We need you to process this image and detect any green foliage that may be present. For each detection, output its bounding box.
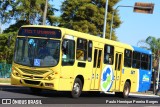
[145,36,160,70]
[0,32,16,64]
[3,20,28,33]
[60,0,121,40]
[0,0,58,25]
[0,0,61,64]
[145,36,160,56]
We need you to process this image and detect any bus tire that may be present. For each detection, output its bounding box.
[71,78,82,98]
[122,81,130,98]
[30,87,42,94]
[115,81,130,98]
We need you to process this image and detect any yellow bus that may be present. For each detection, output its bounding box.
[11,25,152,98]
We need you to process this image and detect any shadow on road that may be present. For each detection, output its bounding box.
[0,85,136,99]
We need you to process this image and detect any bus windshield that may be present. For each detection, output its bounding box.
[14,37,60,67]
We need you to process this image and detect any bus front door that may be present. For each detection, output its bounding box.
[91,48,102,90]
[114,52,122,91]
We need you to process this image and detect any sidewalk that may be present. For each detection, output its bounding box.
[0,78,11,86]
[0,83,11,85]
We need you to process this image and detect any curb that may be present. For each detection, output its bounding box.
[130,93,160,97]
[0,83,11,85]
[0,83,22,87]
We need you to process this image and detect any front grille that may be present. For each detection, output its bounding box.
[24,80,40,85]
[23,75,43,79]
[20,68,49,75]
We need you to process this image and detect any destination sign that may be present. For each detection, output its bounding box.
[18,27,61,38]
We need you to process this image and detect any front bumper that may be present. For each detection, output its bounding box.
[11,73,58,90]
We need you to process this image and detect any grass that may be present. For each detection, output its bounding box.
[0,78,11,83]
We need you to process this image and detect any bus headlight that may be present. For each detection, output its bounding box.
[45,73,54,80]
[12,69,21,77]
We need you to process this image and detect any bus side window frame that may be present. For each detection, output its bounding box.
[141,53,149,70]
[88,40,92,62]
[76,38,87,61]
[62,38,75,66]
[148,55,151,70]
[124,49,132,67]
[104,44,114,65]
[132,51,141,69]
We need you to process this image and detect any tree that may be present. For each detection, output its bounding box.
[146,36,160,55]
[145,36,160,94]
[60,0,121,40]
[0,32,16,64]
[0,26,1,34]
[0,0,58,25]
[145,36,160,70]
[137,40,150,49]
[3,20,28,33]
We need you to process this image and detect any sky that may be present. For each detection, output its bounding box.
[115,0,160,46]
[2,0,160,47]
[51,0,159,47]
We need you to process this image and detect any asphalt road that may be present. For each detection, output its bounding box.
[0,85,160,107]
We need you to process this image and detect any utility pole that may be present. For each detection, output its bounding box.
[102,0,109,39]
[42,0,48,25]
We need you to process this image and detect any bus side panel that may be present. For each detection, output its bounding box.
[120,68,139,92]
[59,66,74,91]
[84,61,94,91]
[120,68,131,92]
[129,68,139,92]
[73,62,92,91]
[138,69,152,92]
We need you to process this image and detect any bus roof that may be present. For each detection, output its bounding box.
[60,26,132,49]
[20,25,131,48]
[132,46,152,55]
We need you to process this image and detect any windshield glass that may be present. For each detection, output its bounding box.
[14,37,60,67]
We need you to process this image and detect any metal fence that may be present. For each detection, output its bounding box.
[0,63,12,78]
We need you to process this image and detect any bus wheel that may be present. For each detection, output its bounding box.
[122,81,130,98]
[30,87,42,94]
[71,78,82,98]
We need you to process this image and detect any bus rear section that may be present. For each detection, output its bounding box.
[132,46,152,92]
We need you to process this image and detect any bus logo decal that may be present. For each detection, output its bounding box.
[101,65,114,92]
[142,74,149,82]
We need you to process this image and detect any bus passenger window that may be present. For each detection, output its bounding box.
[88,41,92,62]
[141,53,149,70]
[76,38,87,61]
[148,55,151,70]
[76,50,84,60]
[132,51,140,69]
[104,45,114,65]
[124,49,132,67]
[62,39,75,66]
